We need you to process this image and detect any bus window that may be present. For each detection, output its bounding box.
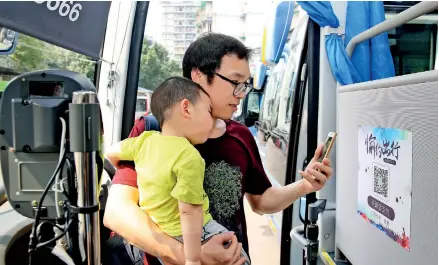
[136,98,147,112]
[389,23,437,75]
[134,97,148,121]
[0,33,96,93]
[247,92,261,114]
[285,77,295,124]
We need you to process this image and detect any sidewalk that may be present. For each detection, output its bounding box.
[244,198,280,265]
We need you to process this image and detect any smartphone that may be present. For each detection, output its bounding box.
[318,132,337,163]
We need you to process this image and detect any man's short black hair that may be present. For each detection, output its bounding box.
[151,76,209,126]
[182,33,252,84]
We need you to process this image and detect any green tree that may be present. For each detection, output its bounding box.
[10,35,48,72]
[46,46,96,82]
[165,60,181,77]
[9,35,96,81]
[67,55,96,82]
[8,35,177,87]
[138,41,181,90]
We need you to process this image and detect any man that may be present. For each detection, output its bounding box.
[104,33,333,265]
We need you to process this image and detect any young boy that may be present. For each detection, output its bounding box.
[106,77,250,265]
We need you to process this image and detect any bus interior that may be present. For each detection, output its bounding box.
[0,1,437,265]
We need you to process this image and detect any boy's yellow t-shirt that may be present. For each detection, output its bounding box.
[118,131,213,236]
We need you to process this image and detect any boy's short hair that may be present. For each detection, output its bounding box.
[151,76,209,126]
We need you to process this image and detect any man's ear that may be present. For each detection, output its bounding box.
[179,99,191,119]
[191,68,203,83]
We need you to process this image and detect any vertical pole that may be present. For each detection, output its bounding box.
[69,91,101,265]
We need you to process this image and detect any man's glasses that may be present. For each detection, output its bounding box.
[213,72,252,96]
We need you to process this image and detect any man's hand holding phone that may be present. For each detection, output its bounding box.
[298,132,336,194]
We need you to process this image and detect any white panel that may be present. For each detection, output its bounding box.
[336,70,438,265]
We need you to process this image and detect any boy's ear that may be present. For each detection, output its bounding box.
[180,99,191,119]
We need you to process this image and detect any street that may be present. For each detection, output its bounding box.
[243,135,281,265]
[244,198,280,265]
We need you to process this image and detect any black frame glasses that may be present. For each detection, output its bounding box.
[213,72,253,96]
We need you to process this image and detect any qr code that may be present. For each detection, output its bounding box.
[373,164,389,198]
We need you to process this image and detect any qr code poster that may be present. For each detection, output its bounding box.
[357,126,413,251]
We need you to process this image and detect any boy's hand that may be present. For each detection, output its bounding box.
[163,232,245,265]
[298,144,333,194]
[200,232,246,265]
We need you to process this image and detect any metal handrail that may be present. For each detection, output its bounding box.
[346,1,438,58]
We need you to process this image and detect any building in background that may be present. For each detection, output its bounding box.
[196,0,271,75]
[144,36,155,47]
[196,1,213,35]
[197,0,246,42]
[196,0,270,47]
[158,1,199,64]
[152,0,272,70]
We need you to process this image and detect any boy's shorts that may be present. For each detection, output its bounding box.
[159,220,251,265]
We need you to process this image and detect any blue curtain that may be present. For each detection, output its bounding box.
[345,1,395,82]
[269,1,295,64]
[297,1,395,85]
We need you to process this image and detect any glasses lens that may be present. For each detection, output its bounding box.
[234,83,245,95]
[233,81,252,96]
[245,83,252,94]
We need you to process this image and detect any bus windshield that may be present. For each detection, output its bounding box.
[0,33,97,92]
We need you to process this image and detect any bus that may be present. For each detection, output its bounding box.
[135,87,153,121]
[0,1,436,265]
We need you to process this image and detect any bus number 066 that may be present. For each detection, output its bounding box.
[34,1,82,22]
